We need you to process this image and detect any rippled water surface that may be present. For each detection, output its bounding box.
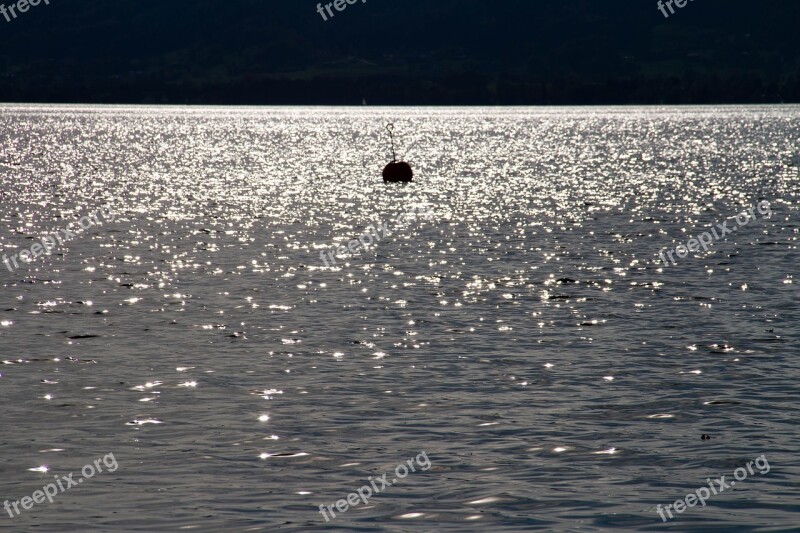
[1,105,799,532]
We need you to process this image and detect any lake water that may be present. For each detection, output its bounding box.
[1,105,798,531]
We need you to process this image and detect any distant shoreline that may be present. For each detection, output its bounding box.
[1,102,799,108]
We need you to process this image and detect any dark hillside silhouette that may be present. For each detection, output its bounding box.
[0,0,798,104]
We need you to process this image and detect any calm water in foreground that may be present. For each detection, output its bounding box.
[0,105,798,532]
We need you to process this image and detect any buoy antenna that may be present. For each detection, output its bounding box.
[387,123,397,162]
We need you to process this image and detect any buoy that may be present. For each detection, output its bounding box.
[382,124,413,183]
[383,161,413,183]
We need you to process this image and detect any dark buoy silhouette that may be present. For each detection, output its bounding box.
[383,161,413,183]
[382,124,413,183]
